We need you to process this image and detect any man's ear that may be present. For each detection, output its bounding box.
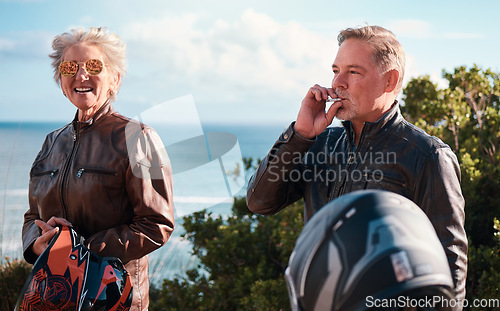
[384,69,400,93]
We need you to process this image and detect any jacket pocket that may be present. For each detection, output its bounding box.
[76,168,117,178]
[31,169,59,178]
[362,171,407,193]
[30,168,60,205]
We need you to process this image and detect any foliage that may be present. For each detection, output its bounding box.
[402,64,500,305]
[466,218,500,310]
[3,65,499,310]
[150,196,304,311]
[467,243,500,310]
[0,258,32,310]
[151,65,500,310]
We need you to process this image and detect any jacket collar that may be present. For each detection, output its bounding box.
[342,101,402,145]
[72,100,114,128]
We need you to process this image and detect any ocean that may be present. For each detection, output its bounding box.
[0,120,287,285]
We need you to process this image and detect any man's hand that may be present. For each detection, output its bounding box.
[294,84,342,139]
[32,217,72,256]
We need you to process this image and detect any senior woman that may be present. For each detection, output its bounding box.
[22,27,174,310]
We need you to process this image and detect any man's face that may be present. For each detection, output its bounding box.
[331,38,390,123]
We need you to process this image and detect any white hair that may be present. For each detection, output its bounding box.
[49,27,127,102]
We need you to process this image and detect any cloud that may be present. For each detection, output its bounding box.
[0,30,53,60]
[442,32,485,39]
[429,71,449,89]
[388,19,433,39]
[0,37,15,51]
[403,53,417,85]
[388,19,486,41]
[0,0,44,2]
[119,9,337,122]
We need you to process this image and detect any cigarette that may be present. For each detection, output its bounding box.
[326,97,341,102]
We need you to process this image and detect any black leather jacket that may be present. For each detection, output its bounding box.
[247,103,467,304]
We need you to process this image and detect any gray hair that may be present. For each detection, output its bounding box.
[338,25,406,94]
[49,27,127,102]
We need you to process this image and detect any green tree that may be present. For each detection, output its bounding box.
[150,196,304,311]
[150,65,500,310]
[402,65,500,307]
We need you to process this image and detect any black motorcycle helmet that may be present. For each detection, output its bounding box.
[15,225,133,310]
[285,190,455,311]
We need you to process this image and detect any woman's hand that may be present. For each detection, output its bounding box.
[32,217,72,256]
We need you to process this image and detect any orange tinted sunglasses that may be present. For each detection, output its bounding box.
[59,59,104,77]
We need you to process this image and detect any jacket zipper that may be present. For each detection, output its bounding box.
[59,123,79,219]
[331,126,368,199]
[336,152,354,197]
[76,168,116,178]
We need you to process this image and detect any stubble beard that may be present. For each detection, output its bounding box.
[334,89,355,121]
[335,99,357,121]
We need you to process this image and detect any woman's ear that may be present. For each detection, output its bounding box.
[110,73,121,93]
[115,73,121,88]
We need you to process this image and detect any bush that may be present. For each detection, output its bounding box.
[149,197,303,310]
[0,258,32,310]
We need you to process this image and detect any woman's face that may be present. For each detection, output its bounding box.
[60,42,120,121]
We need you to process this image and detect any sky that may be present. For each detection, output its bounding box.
[0,0,499,126]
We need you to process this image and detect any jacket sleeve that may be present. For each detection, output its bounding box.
[414,146,468,303]
[246,123,315,215]
[22,212,42,264]
[22,131,59,264]
[85,127,175,263]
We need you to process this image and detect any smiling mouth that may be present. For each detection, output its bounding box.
[75,87,93,93]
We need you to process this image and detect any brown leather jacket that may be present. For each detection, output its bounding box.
[23,102,174,311]
[247,104,467,308]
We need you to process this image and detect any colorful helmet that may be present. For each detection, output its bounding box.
[15,225,133,311]
[285,190,455,311]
